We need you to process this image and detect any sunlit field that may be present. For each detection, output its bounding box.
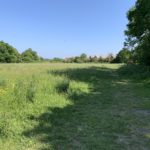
[0,63,150,150]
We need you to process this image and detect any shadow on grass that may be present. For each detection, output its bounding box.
[118,64,150,80]
[23,66,138,150]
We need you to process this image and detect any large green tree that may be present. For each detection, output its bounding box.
[21,48,40,62]
[125,0,150,65]
[0,41,20,63]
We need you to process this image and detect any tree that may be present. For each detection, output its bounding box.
[105,53,114,63]
[115,48,132,63]
[80,53,88,62]
[0,41,20,63]
[98,56,104,63]
[74,56,83,63]
[64,57,75,63]
[21,48,40,62]
[125,0,150,65]
[90,56,98,63]
[50,57,64,63]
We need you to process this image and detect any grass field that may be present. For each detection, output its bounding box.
[0,63,150,150]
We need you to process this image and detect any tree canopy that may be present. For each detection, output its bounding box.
[125,0,150,65]
[0,41,42,63]
[114,48,132,63]
[0,41,20,63]
[21,48,40,62]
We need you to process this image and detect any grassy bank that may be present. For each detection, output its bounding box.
[0,63,150,150]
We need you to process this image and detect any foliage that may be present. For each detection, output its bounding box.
[105,53,114,63]
[0,41,46,63]
[114,48,132,63]
[64,53,115,63]
[49,57,64,63]
[21,48,40,62]
[0,41,20,63]
[89,55,98,63]
[80,53,88,62]
[74,56,85,63]
[0,41,117,64]
[125,0,150,65]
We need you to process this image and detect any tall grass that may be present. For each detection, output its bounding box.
[2,63,149,150]
[0,63,96,149]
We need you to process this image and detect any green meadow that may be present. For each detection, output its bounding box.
[0,63,150,150]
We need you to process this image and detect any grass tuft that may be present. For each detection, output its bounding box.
[26,80,37,103]
[56,79,70,93]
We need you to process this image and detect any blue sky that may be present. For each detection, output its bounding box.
[0,0,136,58]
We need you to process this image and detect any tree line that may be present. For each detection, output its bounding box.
[62,53,114,63]
[0,40,131,63]
[48,53,115,63]
[0,41,43,63]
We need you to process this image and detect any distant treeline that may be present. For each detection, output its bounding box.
[53,48,134,64]
[0,41,43,63]
[0,40,133,64]
[52,53,115,63]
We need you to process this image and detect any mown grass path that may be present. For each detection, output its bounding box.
[0,64,150,150]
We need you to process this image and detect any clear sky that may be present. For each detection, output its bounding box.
[0,0,136,58]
